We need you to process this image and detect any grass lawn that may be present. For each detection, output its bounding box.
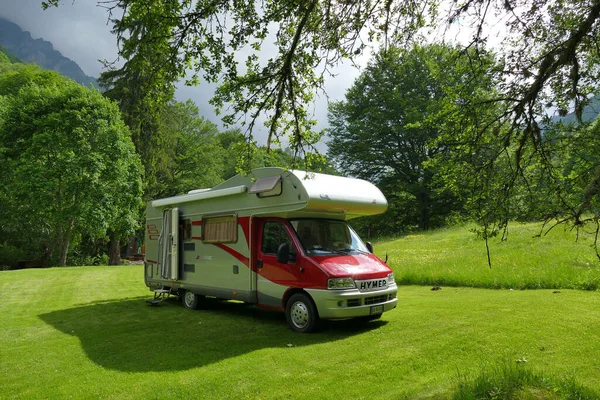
[2,265,600,399]
[376,221,600,290]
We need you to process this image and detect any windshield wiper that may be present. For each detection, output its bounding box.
[326,247,368,255]
[345,248,371,255]
[323,248,350,255]
[317,247,371,256]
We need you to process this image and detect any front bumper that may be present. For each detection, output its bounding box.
[306,283,398,320]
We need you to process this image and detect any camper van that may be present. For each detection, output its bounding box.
[144,167,397,332]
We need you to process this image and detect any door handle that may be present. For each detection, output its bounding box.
[257,259,263,269]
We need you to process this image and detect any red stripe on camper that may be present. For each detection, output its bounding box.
[214,243,249,267]
[238,216,251,246]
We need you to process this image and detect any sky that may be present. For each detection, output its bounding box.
[0,0,369,151]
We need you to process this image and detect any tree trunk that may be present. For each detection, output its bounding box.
[108,231,122,266]
[58,221,73,266]
[419,190,431,231]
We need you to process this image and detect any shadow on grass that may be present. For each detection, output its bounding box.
[39,297,385,372]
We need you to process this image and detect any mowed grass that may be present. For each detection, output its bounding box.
[2,265,600,399]
[376,221,600,290]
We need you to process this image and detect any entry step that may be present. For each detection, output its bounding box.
[146,288,172,306]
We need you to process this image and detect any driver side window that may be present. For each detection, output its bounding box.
[261,221,295,255]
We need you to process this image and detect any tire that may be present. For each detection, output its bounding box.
[285,293,320,333]
[182,290,200,310]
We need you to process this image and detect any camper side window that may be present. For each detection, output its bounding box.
[261,222,294,255]
[203,215,237,243]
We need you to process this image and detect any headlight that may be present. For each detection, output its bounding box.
[387,272,395,284]
[327,277,355,290]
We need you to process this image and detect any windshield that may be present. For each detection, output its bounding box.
[289,219,370,256]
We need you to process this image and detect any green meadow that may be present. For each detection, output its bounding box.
[2,222,600,399]
[377,221,600,290]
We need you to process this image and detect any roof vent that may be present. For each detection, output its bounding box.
[249,175,282,197]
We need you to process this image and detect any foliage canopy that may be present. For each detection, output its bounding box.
[0,64,143,265]
[328,44,499,233]
[43,0,435,160]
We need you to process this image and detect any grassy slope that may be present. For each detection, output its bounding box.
[1,265,599,399]
[0,45,22,63]
[375,221,600,290]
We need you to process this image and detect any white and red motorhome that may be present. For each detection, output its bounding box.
[144,167,397,332]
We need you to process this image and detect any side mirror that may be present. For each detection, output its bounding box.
[365,241,374,253]
[277,243,290,264]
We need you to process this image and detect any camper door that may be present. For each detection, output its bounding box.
[158,207,179,280]
[255,218,301,308]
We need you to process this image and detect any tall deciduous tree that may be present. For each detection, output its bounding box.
[0,66,142,265]
[152,100,227,198]
[328,44,497,232]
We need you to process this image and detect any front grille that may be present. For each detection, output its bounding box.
[346,293,394,308]
[347,298,361,307]
[364,294,388,305]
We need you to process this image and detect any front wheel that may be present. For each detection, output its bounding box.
[182,290,201,310]
[285,293,320,333]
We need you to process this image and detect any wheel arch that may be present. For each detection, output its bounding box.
[282,288,319,318]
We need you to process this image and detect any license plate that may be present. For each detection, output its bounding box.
[370,305,384,315]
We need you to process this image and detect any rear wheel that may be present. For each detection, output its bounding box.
[182,290,200,310]
[285,293,320,333]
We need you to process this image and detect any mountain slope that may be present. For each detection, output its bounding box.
[553,96,600,124]
[0,18,97,87]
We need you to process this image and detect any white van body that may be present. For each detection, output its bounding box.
[144,167,397,332]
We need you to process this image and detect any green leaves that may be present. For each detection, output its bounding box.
[328,44,493,232]
[0,66,142,265]
[46,0,435,166]
[149,100,225,199]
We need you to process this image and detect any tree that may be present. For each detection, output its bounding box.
[0,45,22,64]
[43,0,600,233]
[96,0,182,202]
[328,44,497,232]
[152,100,227,198]
[0,66,142,265]
[214,127,338,179]
[439,0,600,239]
[0,51,9,65]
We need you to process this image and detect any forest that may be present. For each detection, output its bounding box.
[2,0,600,267]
